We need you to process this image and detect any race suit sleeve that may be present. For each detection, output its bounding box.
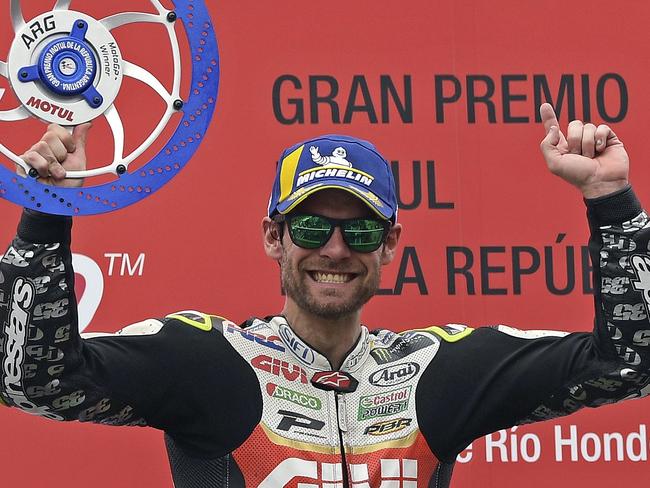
[416,186,650,462]
[0,210,261,458]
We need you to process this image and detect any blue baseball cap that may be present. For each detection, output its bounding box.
[268,134,398,222]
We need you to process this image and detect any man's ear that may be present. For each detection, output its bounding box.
[262,217,283,260]
[381,223,402,265]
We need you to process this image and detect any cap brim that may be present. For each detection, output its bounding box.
[275,180,394,220]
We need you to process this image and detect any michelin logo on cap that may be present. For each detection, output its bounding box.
[294,145,374,189]
[269,134,398,222]
[310,146,352,167]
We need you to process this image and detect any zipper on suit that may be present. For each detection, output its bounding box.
[335,392,350,488]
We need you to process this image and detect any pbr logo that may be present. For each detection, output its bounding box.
[364,418,413,436]
[311,371,358,393]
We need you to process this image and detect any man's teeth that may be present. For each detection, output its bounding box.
[313,272,352,283]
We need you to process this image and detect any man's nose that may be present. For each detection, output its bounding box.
[319,227,352,260]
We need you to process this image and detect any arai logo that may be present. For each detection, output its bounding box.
[369,362,420,387]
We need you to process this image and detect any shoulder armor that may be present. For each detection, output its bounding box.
[81,319,165,339]
[494,324,568,340]
[165,310,232,333]
[421,324,474,343]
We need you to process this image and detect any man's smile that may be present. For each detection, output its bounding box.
[308,271,357,284]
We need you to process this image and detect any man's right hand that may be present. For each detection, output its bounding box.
[18,123,91,188]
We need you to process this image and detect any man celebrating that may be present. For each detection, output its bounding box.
[1,104,648,487]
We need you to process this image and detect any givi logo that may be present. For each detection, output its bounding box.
[72,253,103,332]
[259,458,418,487]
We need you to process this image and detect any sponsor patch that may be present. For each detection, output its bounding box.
[311,371,358,393]
[369,362,420,387]
[227,324,285,352]
[370,332,435,364]
[358,386,411,421]
[364,417,413,436]
[279,324,315,365]
[259,458,417,487]
[277,409,325,433]
[252,355,308,384]
[267,383,321,410]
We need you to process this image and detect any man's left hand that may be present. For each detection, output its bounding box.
[539,102,629,199]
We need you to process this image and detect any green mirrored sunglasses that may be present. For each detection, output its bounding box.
[278,214,390,253]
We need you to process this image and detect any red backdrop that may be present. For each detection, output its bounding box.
[1,0,649,486]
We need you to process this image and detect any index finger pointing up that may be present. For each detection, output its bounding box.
[540,103,559,134]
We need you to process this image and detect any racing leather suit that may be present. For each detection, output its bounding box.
[1,186,650,488]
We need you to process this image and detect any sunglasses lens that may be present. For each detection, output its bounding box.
[288,215,332,248]
[343,219,387,252]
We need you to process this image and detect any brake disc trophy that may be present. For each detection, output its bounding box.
[0,0,219,214]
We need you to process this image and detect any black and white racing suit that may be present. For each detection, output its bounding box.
[1,186,650,487]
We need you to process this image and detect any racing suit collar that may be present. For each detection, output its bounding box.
[267,316,370,372]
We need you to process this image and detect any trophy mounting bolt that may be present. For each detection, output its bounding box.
[173,99,184,110]
[28,168,39,178]
[116,165,127,175]
[167,11,177,22]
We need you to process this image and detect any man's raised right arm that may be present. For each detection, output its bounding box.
[0,126,261,457]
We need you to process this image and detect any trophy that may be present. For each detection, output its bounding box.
[0,0,219,214]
